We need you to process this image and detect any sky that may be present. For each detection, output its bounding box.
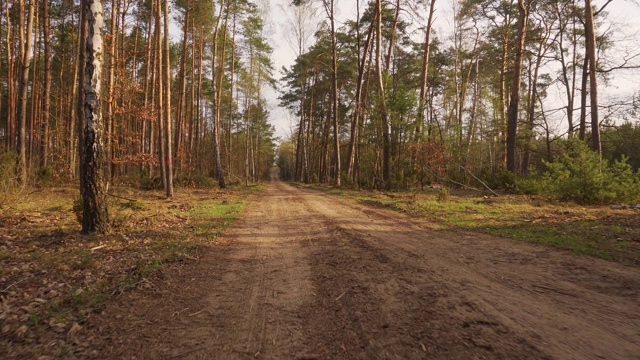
[263,0,640,141]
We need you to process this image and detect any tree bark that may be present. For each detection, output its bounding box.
[80,0,110,234]
[346,2,374,181]
[5,1,14,151]
[323,0,340,187]
[175,0,190,172]
[212,0,227,188]
[16,0,35,185]
[106,0,117,185]
[506,0,529,173]
[584,0,601,154]
[416,0,436,140]
[40,0,52,169]
[155,0,166,188]
[163,0,173,197]
[578,55,588,140]
[375,0,390,186]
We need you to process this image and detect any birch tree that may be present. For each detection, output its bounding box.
[80,0,110,233]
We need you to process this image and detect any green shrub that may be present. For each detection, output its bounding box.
[36,166,55,185]
[139,171,162,190]
[436,188,449,202]
[534,139,640,204]
[0,151,17,190]
[174,174,217,188]
[602,156,640,203]
[72,196,83,224]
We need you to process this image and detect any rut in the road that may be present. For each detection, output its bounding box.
[92,182,640,360]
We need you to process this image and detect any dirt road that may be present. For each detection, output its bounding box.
[94,182,640,359]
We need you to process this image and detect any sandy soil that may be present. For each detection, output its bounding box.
[91,182,640,359]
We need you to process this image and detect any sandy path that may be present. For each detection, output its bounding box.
[95,182,640,359]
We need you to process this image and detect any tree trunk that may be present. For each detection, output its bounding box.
[506,0,529,173]
[40,0,52,169]
[375,0,390,186]
[73,2,84,181]
[80,0,109,234]
[106,0,118,185]
[16,0,36,186]
[384,0,401,71]
[5,1,14,151]
[155,0,166,188]
[323,0,340,187]
[346,1,373,181]
[163,0,173,197]
[584,0,601,154]
[211,0,227,188]
[416,0,436,139]
[578,56,588,140]
[175,0,190,172]
[228,8,237,179]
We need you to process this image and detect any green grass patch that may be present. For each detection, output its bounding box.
[189,199,246,240]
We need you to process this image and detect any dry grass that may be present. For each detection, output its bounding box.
[0,185,255,358]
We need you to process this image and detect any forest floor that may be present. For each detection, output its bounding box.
[2,182,640,359]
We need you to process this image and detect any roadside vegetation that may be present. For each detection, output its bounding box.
[0,181,255,358]
[306,184,640,266]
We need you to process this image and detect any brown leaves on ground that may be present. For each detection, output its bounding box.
[0,186,240,359]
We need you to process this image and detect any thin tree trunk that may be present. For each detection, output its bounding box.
[346,1,374,180]
[163,0,173,197]
[323,0,340,187]
[155,0,166,188]
[579,56,588,140]
[584,0,600,154]
[71,2,82,179]
[506,0,529,173]
[175,0,189,172]
[106,0,118,186]
[40,0,52,168]
[5,1,14,150]
[375,0,390,186]
[212,4,229,189]
[16,0,36,185]
[416,0,436,139]
[384,0,401,70]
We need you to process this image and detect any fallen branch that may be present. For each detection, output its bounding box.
[1,278,27,293]
[90,244,107,252]
[107,193,137,202]
[424,169,482,193]
[188,309,205,317]
[335,291,347,301]
[460,165,500,197]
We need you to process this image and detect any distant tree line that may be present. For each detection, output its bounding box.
[278,0,640,196]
